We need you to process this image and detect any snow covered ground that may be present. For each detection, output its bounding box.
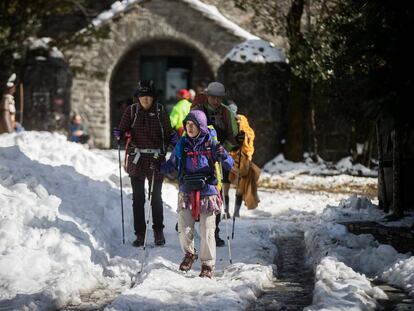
[0,131,412,310]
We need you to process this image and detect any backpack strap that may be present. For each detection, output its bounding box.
[155,103,165,154]
[130,103,139,128]
[204,139,216,174]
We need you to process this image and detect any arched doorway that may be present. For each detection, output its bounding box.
[109,39,214,147]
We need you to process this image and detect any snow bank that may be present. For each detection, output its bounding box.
[382,257,414,296]
[260,154,378,197]
[0,131,276,310]
[263,153,377,177]
[304,195,413,310]
[0,183,104,306]
[305,257,386,311]
[0,132,133,307]
[0,131,118,181]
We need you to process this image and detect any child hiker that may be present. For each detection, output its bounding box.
[161,110,233,278]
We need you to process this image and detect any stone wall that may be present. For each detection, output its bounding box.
[218,60,289,166]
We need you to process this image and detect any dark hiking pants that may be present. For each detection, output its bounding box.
[131,176,164,236]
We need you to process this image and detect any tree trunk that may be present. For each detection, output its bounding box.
[392,126,403,217]
[363,121,375,167]
[285,75,307,161]
[284,0,309,162]
[350,121,357,162]
[376,119,388,212]
[309,80,318,161]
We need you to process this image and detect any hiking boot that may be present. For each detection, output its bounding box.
[199,264,213,278]
[154,229,166,246]
[179,252,198,271]
[215,234,225,247]
[132,233,145,247]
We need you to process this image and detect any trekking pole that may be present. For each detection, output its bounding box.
[140,168,156,273]
[231,148,242,240]
[219,162,233,265]
[117,138,125,245]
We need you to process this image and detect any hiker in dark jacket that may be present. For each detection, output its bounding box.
[161,109,233,278]
[114,80,176,247]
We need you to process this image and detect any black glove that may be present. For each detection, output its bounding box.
[149,157,161,172]
[235,131,245,146]
[216,145,227,161]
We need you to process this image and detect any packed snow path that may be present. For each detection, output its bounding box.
[248,235,313,310]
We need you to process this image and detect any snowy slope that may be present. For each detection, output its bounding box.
[0,132,275,310]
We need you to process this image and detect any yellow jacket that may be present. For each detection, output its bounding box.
[230,114,255,161]
[229,157,261,210]
[229,114,260,209]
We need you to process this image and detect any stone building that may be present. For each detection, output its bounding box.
[66,0,270,148]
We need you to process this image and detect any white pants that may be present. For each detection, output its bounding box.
[178,209,216,267]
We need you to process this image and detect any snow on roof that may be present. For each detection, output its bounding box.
[91,0,258,40]
[224,39,287,64]
[181,0,259,40]
[50,47,65,59]
[92,0,138,27]
[27,37,65,59]
[28,37,52,50]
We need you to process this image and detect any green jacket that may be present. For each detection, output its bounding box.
[170,99,192,130]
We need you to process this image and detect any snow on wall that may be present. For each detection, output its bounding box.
[224,39,287,64]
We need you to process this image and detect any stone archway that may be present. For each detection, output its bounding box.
[109,38,215,147]
[69,9,225,147]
